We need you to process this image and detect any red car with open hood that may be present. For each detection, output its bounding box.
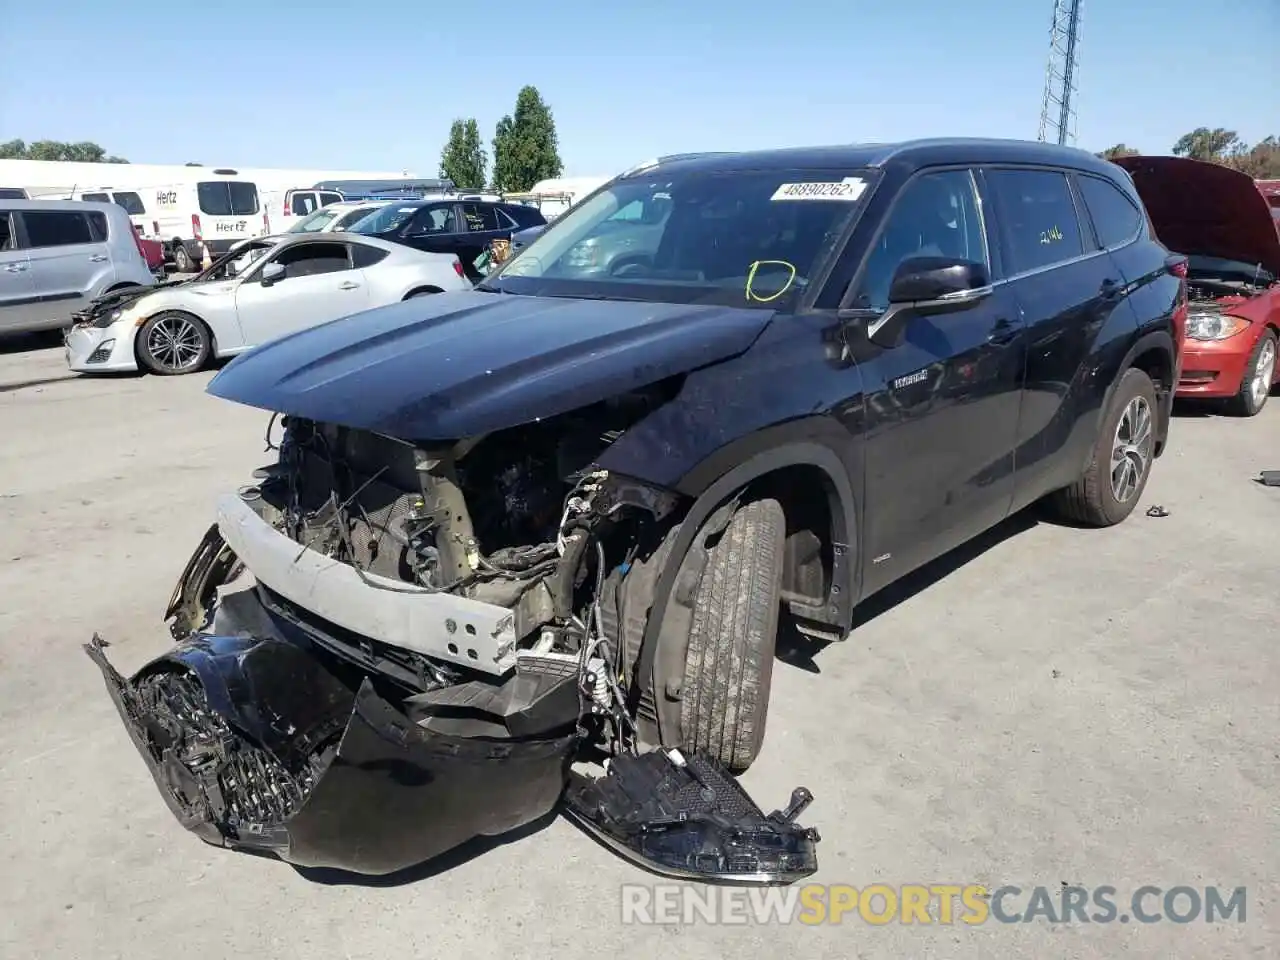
[1115,156,1280,416]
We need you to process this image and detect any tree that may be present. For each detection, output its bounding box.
[438,118,487,189]
[490,85,563,192]
[0,138,127,162]
[1097,144,1140,161]
[1225,136,1280,180]
[1171,127,1247,163]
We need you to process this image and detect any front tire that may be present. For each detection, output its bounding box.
[1048,367,1157,526]
[136,311,211,376]
[681,497,786,773]
[1226,329,1276,417]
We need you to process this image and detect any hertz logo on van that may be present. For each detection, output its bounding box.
[155,191,177,204]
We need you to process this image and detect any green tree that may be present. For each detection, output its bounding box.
[0,138,127,162]
[1097,143,1140,160]
[1171,127,1247,163]
[438,118,487,189]
[1226,136,1280,179]
[490,85,563,192]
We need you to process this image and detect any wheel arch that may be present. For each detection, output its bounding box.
[403,285,444,299]
[1105,330,1175,457]
[632,435,860,749]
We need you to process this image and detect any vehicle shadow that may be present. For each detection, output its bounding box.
[288,808,560,887]
[0,330,63,356]
[1172,387,1278,419]
[775,508,1040,673]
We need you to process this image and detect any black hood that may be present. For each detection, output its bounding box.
[207,291,775,440]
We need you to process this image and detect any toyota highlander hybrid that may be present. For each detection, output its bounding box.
[89,138,1185,885]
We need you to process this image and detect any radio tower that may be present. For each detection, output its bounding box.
[1037,0,1083,146]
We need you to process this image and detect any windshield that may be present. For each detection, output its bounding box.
[490,167,876,307]
[349,203,422,234]
[335,205,387,230]
[288,207,341,233]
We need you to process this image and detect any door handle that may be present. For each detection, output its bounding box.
[89,254,109,263]
[338,281,360,290]
[1099,277,1122,300]
[987,318,1019,346]
[4,263,26,273]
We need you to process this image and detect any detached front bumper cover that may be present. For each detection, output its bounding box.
[85,632,575,876]
[86,523,822,884]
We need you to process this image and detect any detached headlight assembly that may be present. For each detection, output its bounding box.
[1186,312,1248,341]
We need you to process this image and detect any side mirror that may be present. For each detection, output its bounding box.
[260,262,286,287]
[888,256,990,304]
[862,256,992,349]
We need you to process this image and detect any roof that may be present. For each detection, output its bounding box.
[0,197,128,213]
[622,138,1120,179]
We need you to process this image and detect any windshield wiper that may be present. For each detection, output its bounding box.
[474,281,507,294]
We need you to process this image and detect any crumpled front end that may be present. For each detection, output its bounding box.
[88,398,823,883]
[86,591,577,876]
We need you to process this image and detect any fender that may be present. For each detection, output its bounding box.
[1099,329,1175,459]
[631,432,861,749]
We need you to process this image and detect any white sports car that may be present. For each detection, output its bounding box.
[64,233,470,376]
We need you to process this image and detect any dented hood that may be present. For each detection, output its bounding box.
[1114,155,1280,275]
[207,291,774,440]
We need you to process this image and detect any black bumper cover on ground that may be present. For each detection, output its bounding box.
[86,632,575,876]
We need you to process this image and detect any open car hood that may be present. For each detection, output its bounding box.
[1114,155,1280,276]
[207,291,774,440]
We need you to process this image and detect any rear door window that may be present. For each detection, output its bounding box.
[318,192,343,207]
[198,181,260,216]
[111,191,146,215]
[0,212,14,251]
[985,168,1085,275]
[291,192,319,216]
[406,204,459,235]
[460,203,499,232]
[21,210,95,247]
[1076,175,1143,249]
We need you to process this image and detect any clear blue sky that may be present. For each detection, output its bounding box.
[1,0,1276,176]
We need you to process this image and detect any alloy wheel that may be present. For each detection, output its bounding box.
[1110,396,1153,503]
[1251,337,1275,409]
[146,315,204,373]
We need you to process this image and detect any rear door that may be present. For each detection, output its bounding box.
[197,180,265,242]
[18,208,112,324]
[398,202,463,255]
[233,240,371,345]
[0,210,37,332]
[983,166,1138,508]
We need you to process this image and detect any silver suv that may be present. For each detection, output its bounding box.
[0,199,156,335]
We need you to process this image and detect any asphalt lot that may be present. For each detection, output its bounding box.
[1,336,1276,960]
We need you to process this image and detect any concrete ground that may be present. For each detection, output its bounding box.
[0,336,1276,960]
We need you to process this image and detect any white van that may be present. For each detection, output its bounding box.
[46,187,151,236]
[270,186,345,225]
[145,173,270,272]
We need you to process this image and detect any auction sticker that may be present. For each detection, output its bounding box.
[770,177,868,201]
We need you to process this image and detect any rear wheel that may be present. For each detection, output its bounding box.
[1226,329,1276,417]
[680,497,786,773]
[136,311,211,376]
[172,244,194,274]
[1048,367,1157,526]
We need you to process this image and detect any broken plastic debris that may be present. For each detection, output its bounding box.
[563,748,820,885]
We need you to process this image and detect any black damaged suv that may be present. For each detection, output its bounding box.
[92,139,1184,875]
